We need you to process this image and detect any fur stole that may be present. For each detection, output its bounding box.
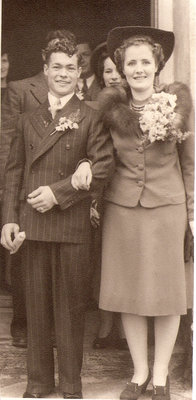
[97,82,193,135]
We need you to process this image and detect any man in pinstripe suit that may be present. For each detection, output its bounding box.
[1,29,78,349]
[1,35,113,398]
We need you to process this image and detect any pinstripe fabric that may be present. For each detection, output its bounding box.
[23,240,90,393]
[2,94,114,242]
[0,72,49,338]
[2,93,114,394]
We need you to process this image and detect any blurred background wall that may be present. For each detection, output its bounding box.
[1,0,151,81]
[1,0,195,102]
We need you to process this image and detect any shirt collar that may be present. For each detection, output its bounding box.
[48,91,75,108]
[77,74,95,90]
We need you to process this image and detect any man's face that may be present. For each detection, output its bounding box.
[77,43,92,77]
[44,52,81,98]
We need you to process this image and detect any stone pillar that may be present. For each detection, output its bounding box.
[153,0,195,102]
[152,0,174,84]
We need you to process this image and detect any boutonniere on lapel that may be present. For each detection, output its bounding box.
[50,109,80,136]
[139,92,191,144]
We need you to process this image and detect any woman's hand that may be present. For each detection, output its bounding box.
[189,220,194,236]
[71,161,92,191]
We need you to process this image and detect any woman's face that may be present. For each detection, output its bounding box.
[122,44,157,93]
[103,57,122,87]
[1,53,9,80]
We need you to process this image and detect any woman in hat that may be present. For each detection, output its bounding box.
[72,26,194,399]
[90,42,128,350]
[97,26,194,400]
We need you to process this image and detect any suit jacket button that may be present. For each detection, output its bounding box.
[137,146,143,153]
[29,143,34,149]
[138,180,144,187]
[138,164,144,170]
[58,170,64,177]
[66,144,70,150]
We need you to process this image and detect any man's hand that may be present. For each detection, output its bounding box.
[27,186,57,213]
[71,162,92,191]
[1,223,20,253]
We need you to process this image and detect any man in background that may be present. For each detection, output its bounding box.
[76,40,101,100]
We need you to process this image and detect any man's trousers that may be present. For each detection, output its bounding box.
[22,240,91,394]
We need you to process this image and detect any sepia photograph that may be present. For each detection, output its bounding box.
[0,0,195,399]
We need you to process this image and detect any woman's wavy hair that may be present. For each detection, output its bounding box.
[114,35,165,77]
[42,35,82,66]
[96,50,110,88]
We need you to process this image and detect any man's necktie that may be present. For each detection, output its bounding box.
[81,78,88,97]
[49,98,63,119]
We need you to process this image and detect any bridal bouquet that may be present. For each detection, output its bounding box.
[139,92,190,143]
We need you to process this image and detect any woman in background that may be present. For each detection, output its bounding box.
[90,42,128,350]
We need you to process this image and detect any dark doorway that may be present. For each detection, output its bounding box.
[2,0,151,81]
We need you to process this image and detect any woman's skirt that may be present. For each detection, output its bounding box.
[99,202,189,316]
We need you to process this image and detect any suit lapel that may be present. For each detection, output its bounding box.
[31,94,85,165]
[29,100,53,138]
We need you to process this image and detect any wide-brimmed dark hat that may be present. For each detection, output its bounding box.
[90,42,107,76]
[107,26,175,64]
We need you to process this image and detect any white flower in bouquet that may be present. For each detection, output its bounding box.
[139,92,190,143]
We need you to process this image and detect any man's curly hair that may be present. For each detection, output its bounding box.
[44,29,77,47]
[114,35,165,77]
[42,34,80,64]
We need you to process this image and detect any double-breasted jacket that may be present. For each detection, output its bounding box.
[2,94,114,243]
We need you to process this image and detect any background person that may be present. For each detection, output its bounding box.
[89,42,128,350]
[76,40,101,100]
[1,46,10,102]
[0,42,10,290]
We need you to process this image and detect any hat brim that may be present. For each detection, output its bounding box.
[91,42,107,75]
[107,26,175,65]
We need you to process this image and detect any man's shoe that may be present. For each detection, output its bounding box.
[63,391,83,399]
[23,392,44,398]
[12,336,27,348]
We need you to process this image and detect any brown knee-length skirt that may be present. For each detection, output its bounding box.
[99,202,188,316]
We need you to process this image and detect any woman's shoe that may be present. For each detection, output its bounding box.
[120,369,151,400]
[152,376,170,400]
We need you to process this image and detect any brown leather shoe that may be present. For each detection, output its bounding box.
[63,392,83,399]
[12,336,27,348]
[23,392,45,398]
